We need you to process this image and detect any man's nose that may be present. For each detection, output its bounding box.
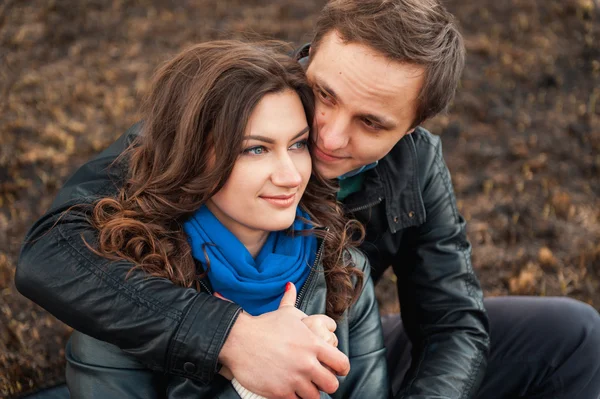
[271,154,303,187]
[320,114,350,151]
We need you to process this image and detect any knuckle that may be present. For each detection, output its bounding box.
[298,358,315,374]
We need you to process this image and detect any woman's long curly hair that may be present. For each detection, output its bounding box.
[88,40,364,320]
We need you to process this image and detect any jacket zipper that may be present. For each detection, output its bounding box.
[295,233,327,309]
[347,196,383,213]
[199,279,212,295]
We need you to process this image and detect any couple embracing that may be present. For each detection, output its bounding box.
[18,1,600,398]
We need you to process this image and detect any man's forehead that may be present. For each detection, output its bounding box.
[307,31,425,89]
[307,68,421,129]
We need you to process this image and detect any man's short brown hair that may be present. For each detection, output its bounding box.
[312,0,465,127]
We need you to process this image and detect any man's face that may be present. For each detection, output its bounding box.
[306,31,425,179]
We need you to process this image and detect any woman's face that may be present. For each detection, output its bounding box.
[206,89,312,246]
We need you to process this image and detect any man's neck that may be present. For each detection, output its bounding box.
[337,161,378,181]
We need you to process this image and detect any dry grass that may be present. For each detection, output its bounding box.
[1,0,598,397]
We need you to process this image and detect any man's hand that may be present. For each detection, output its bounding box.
[217,283,349,399]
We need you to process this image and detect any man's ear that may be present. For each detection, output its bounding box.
[308,45,312,57]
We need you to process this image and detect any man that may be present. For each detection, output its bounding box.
[17,0,600,398]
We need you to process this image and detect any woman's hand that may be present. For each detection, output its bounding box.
[214,284,349,399]
[301,314,338,348]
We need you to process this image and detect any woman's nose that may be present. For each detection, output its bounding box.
[271,155,303,188]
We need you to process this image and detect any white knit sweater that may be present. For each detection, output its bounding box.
[231,378,268,399]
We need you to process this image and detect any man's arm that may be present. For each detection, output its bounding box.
[395,132,490,398]
[16,124,242,383]
[16,125,347,398]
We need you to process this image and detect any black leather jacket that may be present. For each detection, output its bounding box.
[65,248,389,399]
[16,124,489,398]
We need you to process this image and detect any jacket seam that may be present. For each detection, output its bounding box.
[430,143,459,224]
[461,351,485,399]
[408,135,425,227]
[208,306,243,374]
[413,130,459,222]
[168,293,205,378]
[55,224,183,321]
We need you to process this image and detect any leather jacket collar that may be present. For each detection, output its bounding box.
[342,131,426,234]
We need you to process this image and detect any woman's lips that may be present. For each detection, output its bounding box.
[260,193,296,208]
[313,145,347,163]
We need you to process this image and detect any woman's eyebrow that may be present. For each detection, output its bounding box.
[245,126,310,144]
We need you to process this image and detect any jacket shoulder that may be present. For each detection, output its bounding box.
[346,247,372,280]
[410,126,448,194]
[412,126,442,160]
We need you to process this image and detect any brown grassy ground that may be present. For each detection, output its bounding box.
[1,0,599,397]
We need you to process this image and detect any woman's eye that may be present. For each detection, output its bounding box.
[290,140,308,150]
[243,146,266,155]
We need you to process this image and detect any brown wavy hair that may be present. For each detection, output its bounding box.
[87,40,364,320]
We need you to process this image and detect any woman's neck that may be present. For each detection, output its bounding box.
[205,201,269,258]
[241,232,269,258]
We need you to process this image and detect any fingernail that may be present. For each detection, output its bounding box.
[285,282,292,292]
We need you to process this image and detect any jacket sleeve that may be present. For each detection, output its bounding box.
[16,124,242,384]
[66,331,243,399]
[334,250,390,399]
[394,134,490,398]
[66,332,162,399]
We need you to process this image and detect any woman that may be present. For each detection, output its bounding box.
[65,40,388,398]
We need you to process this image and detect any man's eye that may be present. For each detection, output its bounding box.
[317,88,331,102]
[363,118,381,130]
[243,146,266,155]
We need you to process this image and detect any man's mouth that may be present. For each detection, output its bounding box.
[313,145,347,163]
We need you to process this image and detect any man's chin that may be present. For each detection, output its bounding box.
[314,161,348,180]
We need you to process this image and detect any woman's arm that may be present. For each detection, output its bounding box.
[334,250,390,399]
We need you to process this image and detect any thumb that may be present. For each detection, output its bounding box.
[278,282,297,308]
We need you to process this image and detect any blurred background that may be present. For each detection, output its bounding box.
[0,0,598,397]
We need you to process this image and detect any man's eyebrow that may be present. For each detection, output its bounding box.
[315,78,340,103]
[245,126,310,144]
[359,113,397,130]
[314,76,397,130]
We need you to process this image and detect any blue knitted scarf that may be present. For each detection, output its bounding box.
[183,205,316,315]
